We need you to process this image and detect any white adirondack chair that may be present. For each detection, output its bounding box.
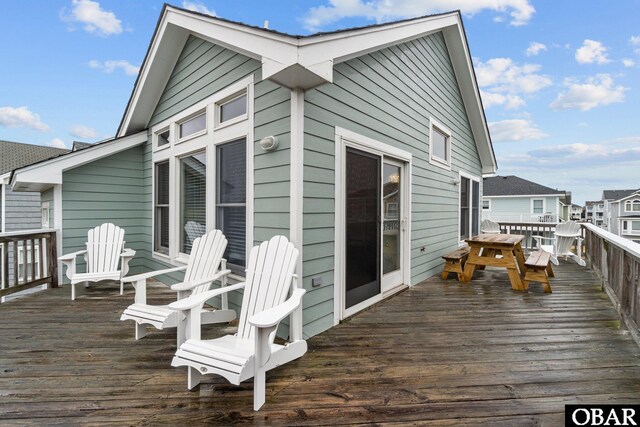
[59,223,136,300]
[170,235,306,411]
[481,219,501,234]
[120,229,236,346]
[533,221,586,266]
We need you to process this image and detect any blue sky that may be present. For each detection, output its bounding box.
[1,0,639,204]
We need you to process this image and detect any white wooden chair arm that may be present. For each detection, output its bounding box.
[121,248,136,258]
[122,265,187,283]
[249,288,306,329]
[59,250,87,262]
[532,236,556,242]
[555,233,581,238]
[169,282,246,311]
[170,269,232,292]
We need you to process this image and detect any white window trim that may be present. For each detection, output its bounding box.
[531,198,546,214]
[151,74,254,270]
[41,202,50,229]
[153,127,171,152]
[622,220,640,235]
[215,91,248,129]
[482,198,491,211]
[458,170,480,245]
[428,117,452,171]
[624,199,640,213]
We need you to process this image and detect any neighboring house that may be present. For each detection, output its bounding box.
[482,175,567,223]
[601,189,640,243]
[0,140,68,287]
[558,192,573,222]
[71,141,93,151]
[585,200,604,226]
[570,204,583,221]
[9,6,496,338]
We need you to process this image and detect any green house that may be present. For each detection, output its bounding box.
[10,5,496,338]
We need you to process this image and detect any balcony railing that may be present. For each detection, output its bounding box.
[494,222,558,249]
[0,229,58,300]
[583,223,640,346]
[482,211,559,224]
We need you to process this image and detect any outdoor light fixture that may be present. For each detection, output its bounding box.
[452,178,460,186]
[259,135,278,151]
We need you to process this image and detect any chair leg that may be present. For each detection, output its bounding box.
[135,323,147,340]
[254,367,266,411]
[188,367,202,390]
[120,280,124,295]
[71,283,76,301]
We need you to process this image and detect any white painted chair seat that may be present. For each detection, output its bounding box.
[533,221,586,267]
[481,219,501,234]
[59,223,136,300]
[171,235,306,411]
[120,230,235,346]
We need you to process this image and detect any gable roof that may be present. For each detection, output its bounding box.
[72,141,94,151]
[483,175,566,197]
[0,140,69,175]
[603,189,639,201]
[117,4,496,173]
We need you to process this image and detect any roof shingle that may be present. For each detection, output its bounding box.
[0,140,69,175]
[483,175,566,197]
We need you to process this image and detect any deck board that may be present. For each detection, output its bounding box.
[1,261,639,424]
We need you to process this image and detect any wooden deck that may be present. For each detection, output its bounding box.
[2,262,639,425]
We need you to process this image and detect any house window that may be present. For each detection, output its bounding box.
[625,200,640,212]
[41,202,50,228]
[178,112,206,140]
[460,175,480,241]
[216,139,247,270]
[429,118,451,170]
[219,94,247,124]
[157,128,170,148]
[150,75,253,272]
[532,199,544,214]
[154,161,170,255]
[482,199,491,210]
[180,152,207,254]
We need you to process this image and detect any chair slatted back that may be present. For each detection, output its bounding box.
[86,223,125,273]
[481,219,501,234]
[183,229,228,296]
[555,221,581,256]
[237,236,298,341]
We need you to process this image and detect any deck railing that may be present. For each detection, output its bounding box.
[483,212,559,224]
[495,222,558,249]
[0,229,58,299]
[583,223,640,346]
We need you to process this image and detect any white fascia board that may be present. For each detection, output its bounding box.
[442,23,496,175]
[11,131,147,191]
[0,173,10,185]
[484,194,565,199]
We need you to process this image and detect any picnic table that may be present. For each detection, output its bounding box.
[461,234,527,291]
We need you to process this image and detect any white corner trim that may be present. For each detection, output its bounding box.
[0,183,5,232]
[290,89,304,282]
[53,184,63,286]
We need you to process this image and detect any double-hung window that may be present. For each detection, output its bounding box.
[532,199,544,214]
[460,174,480,241]
[151,75,253,274]
[625,199,640,212]
[429,118,452,170]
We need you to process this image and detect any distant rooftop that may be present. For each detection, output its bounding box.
[72,141,94,151]
[0,140,69,175]
[483,175,566,197]
[602,189,640,201]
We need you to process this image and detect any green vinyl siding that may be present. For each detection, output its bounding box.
[302,31,482,336]
[61,146,146,281]
[142,35,290,314]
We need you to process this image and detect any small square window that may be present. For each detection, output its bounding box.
[179,112,206,139]
[482,200,490,210]
[219,94,247,124]
[429,118,451,170]
[532,199,544,214]
[157,129,170,147]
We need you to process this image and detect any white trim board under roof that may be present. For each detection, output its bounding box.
[118,4,496,174]
[10,131,147,192]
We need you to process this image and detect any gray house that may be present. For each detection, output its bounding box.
[10,5,496,337]
[1,140,68,288]
[482,175,567,224]
[602,189,640,242]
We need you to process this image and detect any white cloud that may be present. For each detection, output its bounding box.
[525,42,546,56]
[488,119,548,142]
[64,0,122,36]
[480,91,525,109]
[70,125,98,139]
[622,58,636,67]
[550,74,626,111]
[49,138,68,149]
[0,106,50,132]
[301,0,535,31]
[88,59,139,76]
[475,58,552,94]
[630,36,640,46]
[181,1,216,16]
[575,39,610,64]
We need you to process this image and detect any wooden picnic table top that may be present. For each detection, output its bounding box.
[465,233,525,247]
